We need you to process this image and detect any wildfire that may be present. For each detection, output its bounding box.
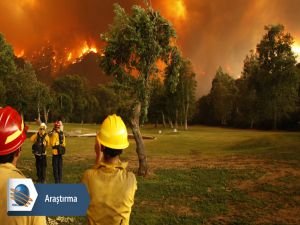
[65,41,98,63]
[292,42,300,61]
[67,52,72,61]
[161,0,186,22]
[15,49,25,57]
[79,41,98,57]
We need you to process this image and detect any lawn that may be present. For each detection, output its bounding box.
[19,123,300,225]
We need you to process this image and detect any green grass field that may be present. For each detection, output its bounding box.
[19,124,300,225]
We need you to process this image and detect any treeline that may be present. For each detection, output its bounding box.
[1,24,300,130]
[0,34,122,123]
[195,25,300,130]
[0,32,197,126]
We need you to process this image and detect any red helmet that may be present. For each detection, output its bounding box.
[54,121,61,128]
[0,106,27,156]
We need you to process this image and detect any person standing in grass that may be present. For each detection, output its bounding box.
[0,106,46,225]
[30,123,49,183]
[82,114,137,225]
[49,121,66,183]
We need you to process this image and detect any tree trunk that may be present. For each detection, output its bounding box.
[161,112,166,128]
[184,102,189,130]
[175,109,178,129]
[43,106,49,124]
[273,108,277,130]
[167,117,174,129]
[250,119,254,129]
[37,104,41,123]
[130,102,148,176]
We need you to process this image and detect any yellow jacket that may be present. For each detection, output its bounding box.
[0,163,46,225]
[49,130,66,155]
[82,161,137,225]
[30,131,50,155]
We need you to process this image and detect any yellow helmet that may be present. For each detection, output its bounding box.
[97,114,129,150]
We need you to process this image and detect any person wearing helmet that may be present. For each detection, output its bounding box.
[0,106,46,225]
[30,123,50,183]
[49,121,66,183]
[82,114,137,225]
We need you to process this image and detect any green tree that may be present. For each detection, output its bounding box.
[52,74,89,122]
[100,4,176,175]
[210,67,237,125]
[256,24,299,129]
[177,59,197,130]
[164,55,197,129]
[5,62,38,116]
[148,78,166,127]
[92,84,120,122]
[0,33,16,80]
[236,50,260,128]
[0,33,17,107]
[34,81,53,124]
[163,47,182,128]
[195,94,214,125]
[0,81,6,105]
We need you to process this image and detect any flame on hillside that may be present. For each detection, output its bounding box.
[66,41,98,63]
[15,49,24,58]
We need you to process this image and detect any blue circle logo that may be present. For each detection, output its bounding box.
[13,184,30,206]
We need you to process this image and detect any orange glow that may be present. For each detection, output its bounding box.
[79,41,98,58]
[173,0,186,19]
[292,42,300,61]
[161,0,186,21]
[62,41,99,64]
[67,52,72,61]
[15,49,24,57]
[22,0,35,5]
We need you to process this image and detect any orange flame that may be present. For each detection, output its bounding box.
[292,42,300,61]
[15,49,25,57]
[160,0,186,22]
[67,52,72,61]
[79,41,98,57]
[63,41,98,63]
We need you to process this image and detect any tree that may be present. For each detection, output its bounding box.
[195,94,215,125]
[92,84,120,122]
[0,33,16,80]
[177,59,197,130]
[100,4,177,175]
[148,78,166,127]
[163,47,183,128]
[0,33,17,107]
[210,67,236,125]
[0,81,6,105]
[236,50,260,128]
[52,74,89,122]
[256,24,299,129]
[34,82,53,124]
[29,43,56,84]
[5,62,39,116]
[164,54,197,129]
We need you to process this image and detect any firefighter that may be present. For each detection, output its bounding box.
[30,123,49,183]
[82,114,137,225]
[49,121,66,183]
[0,106,46,225]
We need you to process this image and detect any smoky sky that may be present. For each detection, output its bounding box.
[1,0,300,96]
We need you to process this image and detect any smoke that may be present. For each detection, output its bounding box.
[1,0,300,96]
[160,0,300,95]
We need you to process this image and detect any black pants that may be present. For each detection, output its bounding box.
[52,155,63,183]
[35,155,47,183]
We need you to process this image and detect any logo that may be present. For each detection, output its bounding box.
[10,184,32,207]
[7,179,38,212]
